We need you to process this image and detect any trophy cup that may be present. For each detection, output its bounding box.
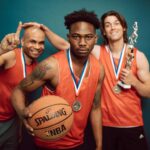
[117,22,138,89]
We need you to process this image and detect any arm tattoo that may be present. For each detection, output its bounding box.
[31,62,51,80]
[20,76,33,89]
[20,61,51,89]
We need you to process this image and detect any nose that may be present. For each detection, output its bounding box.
[79,37,86,47]
[111,23,116,29]
[35,43,40,49]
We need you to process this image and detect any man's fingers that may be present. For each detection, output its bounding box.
[22,22,41,28]
[14,21,22,45]
[7,34,15,44]
[16,21,22,37]
[23,107,33,118]
[23,119,35,136]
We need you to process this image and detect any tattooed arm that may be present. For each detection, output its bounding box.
[11,56,58,134]
[90,63,105,150]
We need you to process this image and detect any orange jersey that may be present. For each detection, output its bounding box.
[0,48,36,121]
[35,51,100,149]
[99,45,143,127]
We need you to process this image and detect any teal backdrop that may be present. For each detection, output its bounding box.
[0,0,150,148]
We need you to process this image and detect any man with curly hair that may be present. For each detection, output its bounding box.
[12,9,104,150]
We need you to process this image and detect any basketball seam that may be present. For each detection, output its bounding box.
[31,103,70,117]
[33,112,73,130]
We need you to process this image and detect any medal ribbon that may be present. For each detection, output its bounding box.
[21,48,26,78]
[106,44,126,79]
[67,49,88,96]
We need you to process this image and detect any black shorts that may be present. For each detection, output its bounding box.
[36,144,85,150]
[102,126,149,150]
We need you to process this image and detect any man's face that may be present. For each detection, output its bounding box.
[21,27,45,59]
[103,15,125,42]
[68,21,97,58]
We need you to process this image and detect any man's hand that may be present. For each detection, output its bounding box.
[120,68,136,85]
[0,22,22,53]
[20,107,35,136]
[22,22,48,32]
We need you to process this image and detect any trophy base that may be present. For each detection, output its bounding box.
[117,81,131,89]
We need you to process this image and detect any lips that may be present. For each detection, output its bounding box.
[30,49,43,57]
[78,47,89,52]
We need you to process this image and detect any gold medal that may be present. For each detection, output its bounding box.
[72,100,82,112]
[112,85,122,94]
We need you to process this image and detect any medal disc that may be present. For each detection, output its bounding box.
[72,100,82,112]
[112,85,122,94]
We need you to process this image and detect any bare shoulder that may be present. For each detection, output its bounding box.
[136,50,149,82]
[136,50,147,59]
[91,45,101,60]
[136,50,149,70]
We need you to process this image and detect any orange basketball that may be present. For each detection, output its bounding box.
[27,95,73,140]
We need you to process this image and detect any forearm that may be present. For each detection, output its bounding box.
[90,108,102,150]
[11,87,26,119]
[131,77,150,98]
[42,25,69,51]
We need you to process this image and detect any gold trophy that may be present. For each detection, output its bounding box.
[117,22,138,89]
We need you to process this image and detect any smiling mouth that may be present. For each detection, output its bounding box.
[31,49,42,54]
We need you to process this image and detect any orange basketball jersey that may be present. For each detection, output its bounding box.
[0,48,36,121]
[35,51,100,149]
[99,45,143,127]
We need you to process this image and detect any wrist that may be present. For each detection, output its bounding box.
[131,75,138,87]
[96,144,102,150]
[0,43,7,54]
[40,24,49,32]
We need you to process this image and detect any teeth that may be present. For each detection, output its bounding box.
[111,32,117,35]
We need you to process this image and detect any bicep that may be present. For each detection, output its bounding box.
[19,58,55,92]
[136,51,149,82]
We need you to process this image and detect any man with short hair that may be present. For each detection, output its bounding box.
[98,10,149,150]
[0,22,70,150]
[12,9,104,150]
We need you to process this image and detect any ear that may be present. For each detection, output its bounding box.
[67,34,70,42]
[94,35,98,44]
[21,38,24,46]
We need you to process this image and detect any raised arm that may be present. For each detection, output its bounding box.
[22,22,70,51]
[0,23,22,70]
[90,63,105,150]
[0,22,22,55]
[41,24,70,50]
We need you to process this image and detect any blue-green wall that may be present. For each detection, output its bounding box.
[1,0,150,147]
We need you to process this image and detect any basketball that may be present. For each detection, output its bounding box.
[27,95,73,140]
